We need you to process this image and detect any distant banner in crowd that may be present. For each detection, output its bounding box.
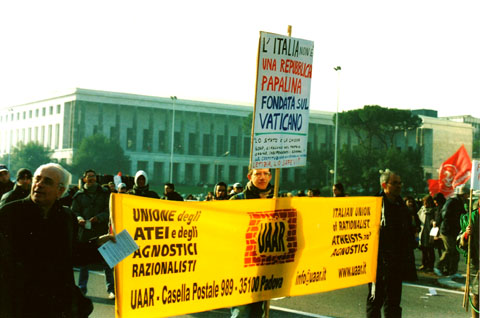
[111,194,382,318]
[428,144,472,198]
[251,32,314,169]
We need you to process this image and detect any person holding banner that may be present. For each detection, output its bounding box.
[230,168,273,318]
[0,163,115,318]
[366,170,417,318]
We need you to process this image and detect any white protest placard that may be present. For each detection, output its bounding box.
[472,159,480,190]
[251,32,314,169]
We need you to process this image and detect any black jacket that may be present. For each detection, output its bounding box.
[0,184,30,207]
[440,195,466,236]
[0,180,14,199]
[0,198,100,317]
[229,181,274,200]
[130,185,161,199]
[377,191,417,281]
[71,184,110,243]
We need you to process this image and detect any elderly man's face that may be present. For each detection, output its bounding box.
[31,166,64,209]
[0,170,10,183]
[383,174,402,198]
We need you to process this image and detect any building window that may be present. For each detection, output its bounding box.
[174,132,183,154]
[216,135,224,156]
[229,166,237,183]
[200,164,209,184]
[17,113,20,120]
[42,108,46,116]
[49,106,53,115]
[142,129,152,152]
[47,125,52,148]
[188,133,197,155]
[203,134,211,156]
[55,124,60,149]
[154,162,164,184]
[110,126,119,140]
[243,137,250,157]
[57,104,61,114]
[35,109,39,117]
[185,163,194,184]
[230,136,238,156]
[158,130,166,152]
[23,111,26,120]
[127,128,135,150]
[29,110,32,118]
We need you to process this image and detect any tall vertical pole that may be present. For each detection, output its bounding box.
[333,66,341,184]
[169,96,177,183]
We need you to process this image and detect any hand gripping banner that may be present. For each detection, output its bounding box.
[110,194,382,318]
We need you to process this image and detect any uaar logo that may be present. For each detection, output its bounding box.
[244,209,297,267]
[439,164,471,195]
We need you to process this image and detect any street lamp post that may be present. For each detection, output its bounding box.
[333,66,341,184]
[169,96,177,183]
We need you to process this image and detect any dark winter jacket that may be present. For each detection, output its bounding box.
[0,197,100,317]
[0,184,30,207]
[0,180,14,199]
[71,184,110,243]
[377,191,417,282]
[440,195,466,236]
[230,181,274,200]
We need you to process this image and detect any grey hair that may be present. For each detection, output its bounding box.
[379,169,395,186]
[34,163,72,196]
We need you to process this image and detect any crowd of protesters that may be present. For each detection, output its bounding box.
[0,163,478,318]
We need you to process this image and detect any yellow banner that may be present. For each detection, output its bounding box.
[111,194,382,318]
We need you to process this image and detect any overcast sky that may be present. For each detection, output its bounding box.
[1,0,479,118]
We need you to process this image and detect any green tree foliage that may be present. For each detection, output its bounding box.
[2,142,53,174]
[335,106,425,196]
[72,134,130,177]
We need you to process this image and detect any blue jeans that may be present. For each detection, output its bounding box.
[78,264,114,294]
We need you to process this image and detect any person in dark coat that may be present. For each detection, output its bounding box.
[0,168,32,207]
[163,182,183,201]
[417,195,436,271]
[434,186,468,276]
[432,192,446,258]
[129,170,160,198]
[0,164,14,199]
[71,169,114,298]
[0,163,115,318]
[366,170,417,318]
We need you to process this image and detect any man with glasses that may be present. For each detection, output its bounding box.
[0,163,115,317]
[366,170,417,318]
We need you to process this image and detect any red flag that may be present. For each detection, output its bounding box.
[428,144,472,198]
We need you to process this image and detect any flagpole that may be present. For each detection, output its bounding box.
[463,188,473,309]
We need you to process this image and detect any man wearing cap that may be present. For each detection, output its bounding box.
[117,183,127,193]
[0,165,14,199]
[231,182,243,196]
[0,168,32,207]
